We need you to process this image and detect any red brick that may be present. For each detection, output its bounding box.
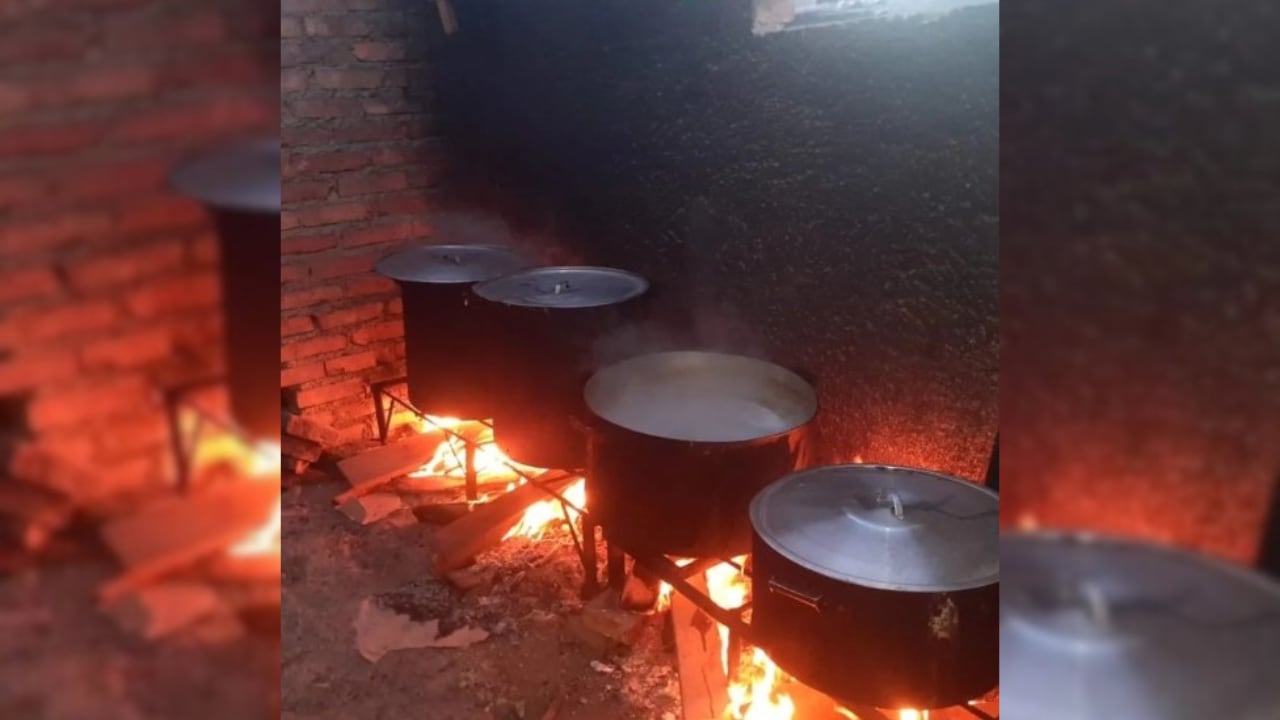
[311,254,377,281]
[281,334,347,362]
[342,219,430,247]
[56,157,172,203]
[281,362,327,387]
[114,97,271,143]
[125,272,221,318]
[281,212,301,231]
[351,319,402,345]
[0,212,112,256]
[352,41,406,62]
[288,150,366,174]
[325,351,378,375]
[65,242,186,293]
[0,349,79,395]
[187,232,220,267]
[375,193,431,216]
[337,171,408,197]
[290,202,369,228]
[283,179,333,203]
[289,97,366,119]
[8,300,121,342]
[95,414,169,459]
[312,68,384,90]
[386,297,404,315]
[280,16,302,38]
[60,66,155,104]
[344,275,397,298]
[116,197,207,236]
[0,176,51,212]
[0,122,100,159]
[0,82,29,114]
[81,326,172,369]
[165,56,267,89]
[302,16,371,36]
[315,302,383,330]
[282,315,315,336]
[104,9,226,51]
[281,263,310,285]
[282,284,344,311]
[0,26,88,63]
[282,68,308,92]
[26,376,152,431]
[293,379,366,409]
[0,267,62,304]
[282,232,340,255]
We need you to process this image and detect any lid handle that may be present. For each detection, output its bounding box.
[1080,581,1112,630]
[441,253,464,265]
[877,490,906,520]
[552,280,571,295]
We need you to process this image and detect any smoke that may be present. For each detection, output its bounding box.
[426,210,584,267]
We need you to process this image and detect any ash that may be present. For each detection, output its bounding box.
[281,480,681,720]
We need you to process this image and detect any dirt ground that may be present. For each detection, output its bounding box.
[280,479,682,720]
[0,559,279,720]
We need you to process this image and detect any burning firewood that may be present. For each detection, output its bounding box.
[334,433,444,504]
[428,470,577,575]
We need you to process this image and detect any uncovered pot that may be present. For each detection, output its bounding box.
[583,350,817,558]
[473,266,648,469]
[749,464,999,709]
[375,244,529,419]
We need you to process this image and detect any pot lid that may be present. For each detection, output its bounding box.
[472,266,648,309]
[1001,532,1280,720]
[375,244,528,284]
[750,464,998,592]
[170,136,280,213]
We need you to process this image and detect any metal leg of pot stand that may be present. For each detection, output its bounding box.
[372,386,390,445]
[463,437,478,502]
[1259,470,1280,580]
[580,515,600,598]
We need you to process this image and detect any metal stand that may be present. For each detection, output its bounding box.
[370,377,482,502]
[161,377,258,493]
[366,377,997,719]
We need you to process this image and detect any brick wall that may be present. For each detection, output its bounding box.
[0,0,277,509]
[280,0,441,445]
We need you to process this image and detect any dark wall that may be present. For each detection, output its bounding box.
[432,0,999,479]
[1002,2,1280,563]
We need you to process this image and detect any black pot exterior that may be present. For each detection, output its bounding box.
[400,281,506,419]
[215,209,281,443]
[587,419,811,558]
[486,300,645,470]
[749,534,999,709]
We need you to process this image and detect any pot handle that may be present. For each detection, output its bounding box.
[767,578,824,612]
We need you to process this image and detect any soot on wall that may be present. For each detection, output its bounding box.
[432,0,999,479]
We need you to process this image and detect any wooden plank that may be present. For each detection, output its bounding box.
[428,471,574,575]
[670,575,729,720]
[97,480,278,604]
[333,432,443,505]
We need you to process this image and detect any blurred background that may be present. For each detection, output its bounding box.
[1,1,280,718]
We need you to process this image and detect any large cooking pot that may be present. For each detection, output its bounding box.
[1002,531,1280,720]
[583,350,817,558]
[473,266,648,469]
[170,137,280,443]
[749,464,999,710]
[375,244,529,419]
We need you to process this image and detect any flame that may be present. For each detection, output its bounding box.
[703,557,795,720]
[226,440,282,557]
[414,416,586,539]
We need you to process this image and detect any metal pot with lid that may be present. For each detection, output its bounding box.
[749,463,999,710]
[472,266,649,469]
[1002,531,1280,720]
[170,137,281,442]
[375,244,529,419]
[583,350,817,558]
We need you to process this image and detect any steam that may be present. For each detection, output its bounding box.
[426,210,582,267]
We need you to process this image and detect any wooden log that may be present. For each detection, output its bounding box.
[670,575,730,720]
[429,471,575,575]
[104,581,225,640]
[97,480,278,604]
[281,411,339,447]
[337,492,405,525]
[334,432,443,505]
[391,472,515,495]
[281,456,311,476]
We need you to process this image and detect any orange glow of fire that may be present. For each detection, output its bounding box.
[226,440,282,557]
[414,416,587,539]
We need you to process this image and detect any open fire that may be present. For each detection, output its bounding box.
[412,416,586,539]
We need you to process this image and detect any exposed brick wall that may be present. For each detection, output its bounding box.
[0,0,277,509]
[280,0,440,444]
